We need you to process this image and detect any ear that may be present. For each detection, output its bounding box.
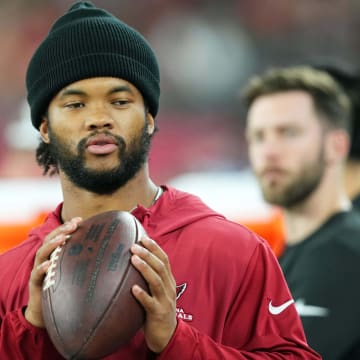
[39,116,50,144]
[325,129,350,163]
[146,112,155,135]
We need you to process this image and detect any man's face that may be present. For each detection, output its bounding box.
[41,77,154,194]
[245,90,327,208]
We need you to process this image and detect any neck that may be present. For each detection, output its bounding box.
[59,165,159,222]
[284,171,351,245]
[343,159,360,200]
[284,201,350,246]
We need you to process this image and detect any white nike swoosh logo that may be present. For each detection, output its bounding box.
[268,299,294,315]
[295,299,329,317]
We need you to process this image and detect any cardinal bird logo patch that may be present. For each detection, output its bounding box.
[175,282,193,321]
[176,283,187,300]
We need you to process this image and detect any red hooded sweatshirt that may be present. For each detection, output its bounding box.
[0,186,320,359]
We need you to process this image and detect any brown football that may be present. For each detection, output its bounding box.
[42,210,148,359]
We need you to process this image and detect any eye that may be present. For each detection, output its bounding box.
[112,99,130,106]
[281,127,299,137]
[64,102,84,109]
[247,130,264,144]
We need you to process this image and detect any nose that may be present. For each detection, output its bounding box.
[261,134,284,161]
[251,132,282,160]
[85,107,114,131]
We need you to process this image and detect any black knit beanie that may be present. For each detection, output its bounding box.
[26,1,160,130]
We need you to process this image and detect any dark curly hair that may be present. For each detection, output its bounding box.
[36,140,58,176]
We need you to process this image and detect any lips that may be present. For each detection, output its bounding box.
[86,134,118,155]
[259,167,285,181]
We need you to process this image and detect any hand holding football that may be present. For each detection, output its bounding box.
[42,210,148,359]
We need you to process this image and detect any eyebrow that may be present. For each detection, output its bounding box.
[58,85,135,99]
[108,85,134,95]
[58,89,86,99]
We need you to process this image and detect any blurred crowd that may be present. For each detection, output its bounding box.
[0,0,360,183]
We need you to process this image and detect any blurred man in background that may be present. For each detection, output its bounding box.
[243,66,360,359]
[255,62,360,258]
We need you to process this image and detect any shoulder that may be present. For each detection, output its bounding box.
[162,185,264,247]
[328,210,360,254]
[282,210,360,280]
[296,210,360,255]
[185,214,260,242]
[181,214,270,270]
[153,186,274,269]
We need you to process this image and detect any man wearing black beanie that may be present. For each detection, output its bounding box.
[0,2,320,359]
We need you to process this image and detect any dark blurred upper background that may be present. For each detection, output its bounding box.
[0,0,359,182]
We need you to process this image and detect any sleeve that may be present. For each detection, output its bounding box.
[0,230,65,359]
[0,308,63,360]
[158,240,321,360]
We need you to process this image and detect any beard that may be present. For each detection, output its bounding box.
[259,149,325,208]
[47,124,152,195]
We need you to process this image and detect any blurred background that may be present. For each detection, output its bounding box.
[0,0,359,252]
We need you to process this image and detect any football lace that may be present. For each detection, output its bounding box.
[43,246,63,291]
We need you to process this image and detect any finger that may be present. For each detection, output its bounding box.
[130,251,176,309]
[26,258,53,328]
[36,217,83,266]
[139,236,168,265]
[135,237,171,282]
[135,237,176,289]
[33,233,68,269]
[32,260,52,287]
[131,243,165,273]
[131,252,165,298]
[32,234,70,291]
[131,282,154,310]
[43,217,82,246]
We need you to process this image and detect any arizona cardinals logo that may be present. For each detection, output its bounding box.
[176,283,187,300]
[175,283,192,321]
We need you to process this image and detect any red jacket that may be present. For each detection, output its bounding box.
[0,186,320,359]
